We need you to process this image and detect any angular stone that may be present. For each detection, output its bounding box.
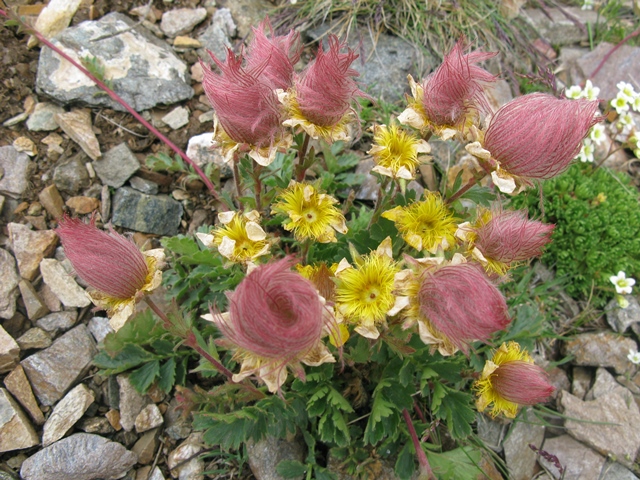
[13,137,38,157]
[53,153,91,194]
[129,176,159,195]
[547,366,570,400]
[21,325,97,406]
[161,106,189,130]
[503,409,545,480]
[197,8,235,61]
[0,388,39,452]
[65,196,100,215]
[0,146,33,199]
[106,409,122,431]
[563,332,637,374]
[173,36,202,48]
[88,316,113,344]
[0,248,20,319]
[78,416,114,434]
[0,325,20,375]
[600,460,640,480]
[8,223,59,281]
[246,435,305,480]
[40,259,91,308]
[28,0,82,48]
[42,384,95,446]
[606,296,640,333]
[161,8,207,37]
[135,403,163,433]
[38,184,65,219]
[585,367,632,402]
[27,102,64,132]
[476,413,507,453]
[18,280,49,321]
[571,366,592,400]
[54,110,101,161]
[132,428,159,464]
[93,143,140,188]
[3,365,45,425]
[36,13,194,112]
[20,433,138,480]
[540,435,605,480]
[522,7,601,46]
[186,132,231,177]
[168,432,204,479]
[112,187,183,236]
[117,374,149,432]
[577,42,640,100]
[36,310,78,336]
[16,328,52,351]
[560,390,640,468]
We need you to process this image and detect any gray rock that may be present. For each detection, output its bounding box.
[0,325,20,374]
[88,316,113,344]
[563,332,638,374]
[36,310,78,336]
[160,8,207,37]
[197,8,235,61]
[42,384,95,446]
[101,184,111,222]
[503,409,545,480]
[53,153,91,194]
[521,7,601,46]
[26,102,64,131]
[135,403,163,433]
[3,365,45,425]
[585,367,633,403]
[129,176,158,195]
[0,249,20,320]
[0,146,33,199]
[18,280,49,321]
[247,436,305,480]
[476,413,506,452]
[600,460,640,480]
[354,158,378,202]
[571,366,592,399]
[111,187,183,236]
[20,433,138,480]
[221,0,265,39]
[576,42,640,100]
[607,296,640,333]
[36,13,193,112]
[0,388,39,452]
[540,434,605,480]
[16,328,52,351]
[93,143,140,188]
[8,223,59,282]
[117,374,149,432]
[21,324,97,406]
[547,366,570,400]
[78,416,114,434]
[186,132,231,177]
[132,428,159,465]
[161,106,189,130]
[560,390,640,469]
[40,258,92,308]
[167,432,204,479]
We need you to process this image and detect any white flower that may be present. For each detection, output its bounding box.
[581,0,594,10]
[617,81,636,102]
[611,94,630,115]
[617,112,635,128]
[610,271,636,294]
[632,94,640,112]
[582,80,600,101]
[577,139,595,163]
[628,349,640,364]
[566,85,583,99]
[589,123,606,145]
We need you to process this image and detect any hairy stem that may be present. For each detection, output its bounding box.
[446,174,483,204]
[402,408,434,480]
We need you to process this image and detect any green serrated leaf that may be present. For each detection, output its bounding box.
[398,360,415,387]
[162,235,201,256]
[93,343,156,374]
[158,357,177,393]
[276,460,307,478]
[394,442,416,480]
[427,446,483,480]
[129,359,161,394]
[102,310,161,354]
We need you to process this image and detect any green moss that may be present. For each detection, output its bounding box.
[510,163,640,308]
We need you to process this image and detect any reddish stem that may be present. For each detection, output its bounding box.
[402,408,434,480]
[0,8,230,208]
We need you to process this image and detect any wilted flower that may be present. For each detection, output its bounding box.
[56,216,163,331]
[399,41,496,138]
[382,192,458,253]
[210,258,334,392]
[197,211,270,264]
[280,35,369,141]
[610,271,636,294]
[409,261,511,353]
[368,123,431,179]
[475,341,555,418]
[297,262,339,302]
[271,182,347,243]
[459,208,554,276]
[475,93,600,192]
[335,238,404,339]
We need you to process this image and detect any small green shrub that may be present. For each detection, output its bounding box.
[510,163,640,308]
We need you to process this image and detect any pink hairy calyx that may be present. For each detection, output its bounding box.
[492,361,555,405]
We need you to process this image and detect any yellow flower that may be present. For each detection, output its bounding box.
[334,238,404,339]
[272,182,347,243]
[382,192,458,253]
[475,342,555,418]
[197,210,270,264]
[368,124,431,180]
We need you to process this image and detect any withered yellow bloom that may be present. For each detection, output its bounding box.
[272,182,347,243]
[382,192,457,253]
[368,124,431,180]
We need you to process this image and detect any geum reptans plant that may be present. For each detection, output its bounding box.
[55,216,163,331]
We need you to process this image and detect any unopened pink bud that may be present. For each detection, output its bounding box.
[492,361,555,406]
[418,263,510,351]
[484,93,600,179]
[423,40,497,127]
[295,35,368,127]
[475,209,554,264]
[56,216,149,300]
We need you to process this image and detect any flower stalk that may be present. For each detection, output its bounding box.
[402,408,434,480]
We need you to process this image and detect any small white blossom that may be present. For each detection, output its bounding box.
[632,94,640,112]
[589,123,606,145]
[610,271,636,294]
[617,81,637,102]
[628,349,640,364]
[611,94,630,115]
[566,85,583,99]
[581,0,595,10]
[577,139,595,162]
[582,80,600,101]
[617,112,635,128]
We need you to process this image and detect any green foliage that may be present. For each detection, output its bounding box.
[145,152,186,173]
[93,310,191,394]
[510,163,640,307]
[587,0,640,47]
[80,54,113,90]
[427,446,484,480]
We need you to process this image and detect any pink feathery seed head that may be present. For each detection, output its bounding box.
[423,40,497,127]
[475,209,555,264]
[222,257,325,360]
[201,49,284,147]
[491,361,556,405]
[245,18,302,90]
[484,93,601,179]
[418,263,511,352]
[55,216,149,300]
[295,35,370,127]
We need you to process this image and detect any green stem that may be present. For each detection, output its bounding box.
[446,173,485,205]
[368,176,392,229]
[295,133,311,182]
[402,408,434,480]
[253,164,264,212]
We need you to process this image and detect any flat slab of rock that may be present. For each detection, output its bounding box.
[8,223,58,281]
[522,7,601,46]
[0,248,20,319]
[540,434,605,480]
[563,332,637,374]
[0,146,33,199]
[21,324,97,406]
[0,325,20,374]
[111,187,183,236]
[40,258,92,308]
[3,365,45,425]
[20,433,138,480]
[0,388,39,452]
[560,390,640,469]
[503,410,545,480]
[43,384,95,446]
[606,296,640,333]
[93,143,140,188]
[577,42,640,100]
[160,7,207,37]
[36,13,193,112]
[36,310,78,336]
[117,374,149,432]
[53,152,91,194]
[27,102,64,131]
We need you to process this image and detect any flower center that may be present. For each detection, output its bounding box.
[303,209,318,223]
[363,286,381,304]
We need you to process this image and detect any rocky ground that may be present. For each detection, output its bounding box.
[2,0,640,479]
